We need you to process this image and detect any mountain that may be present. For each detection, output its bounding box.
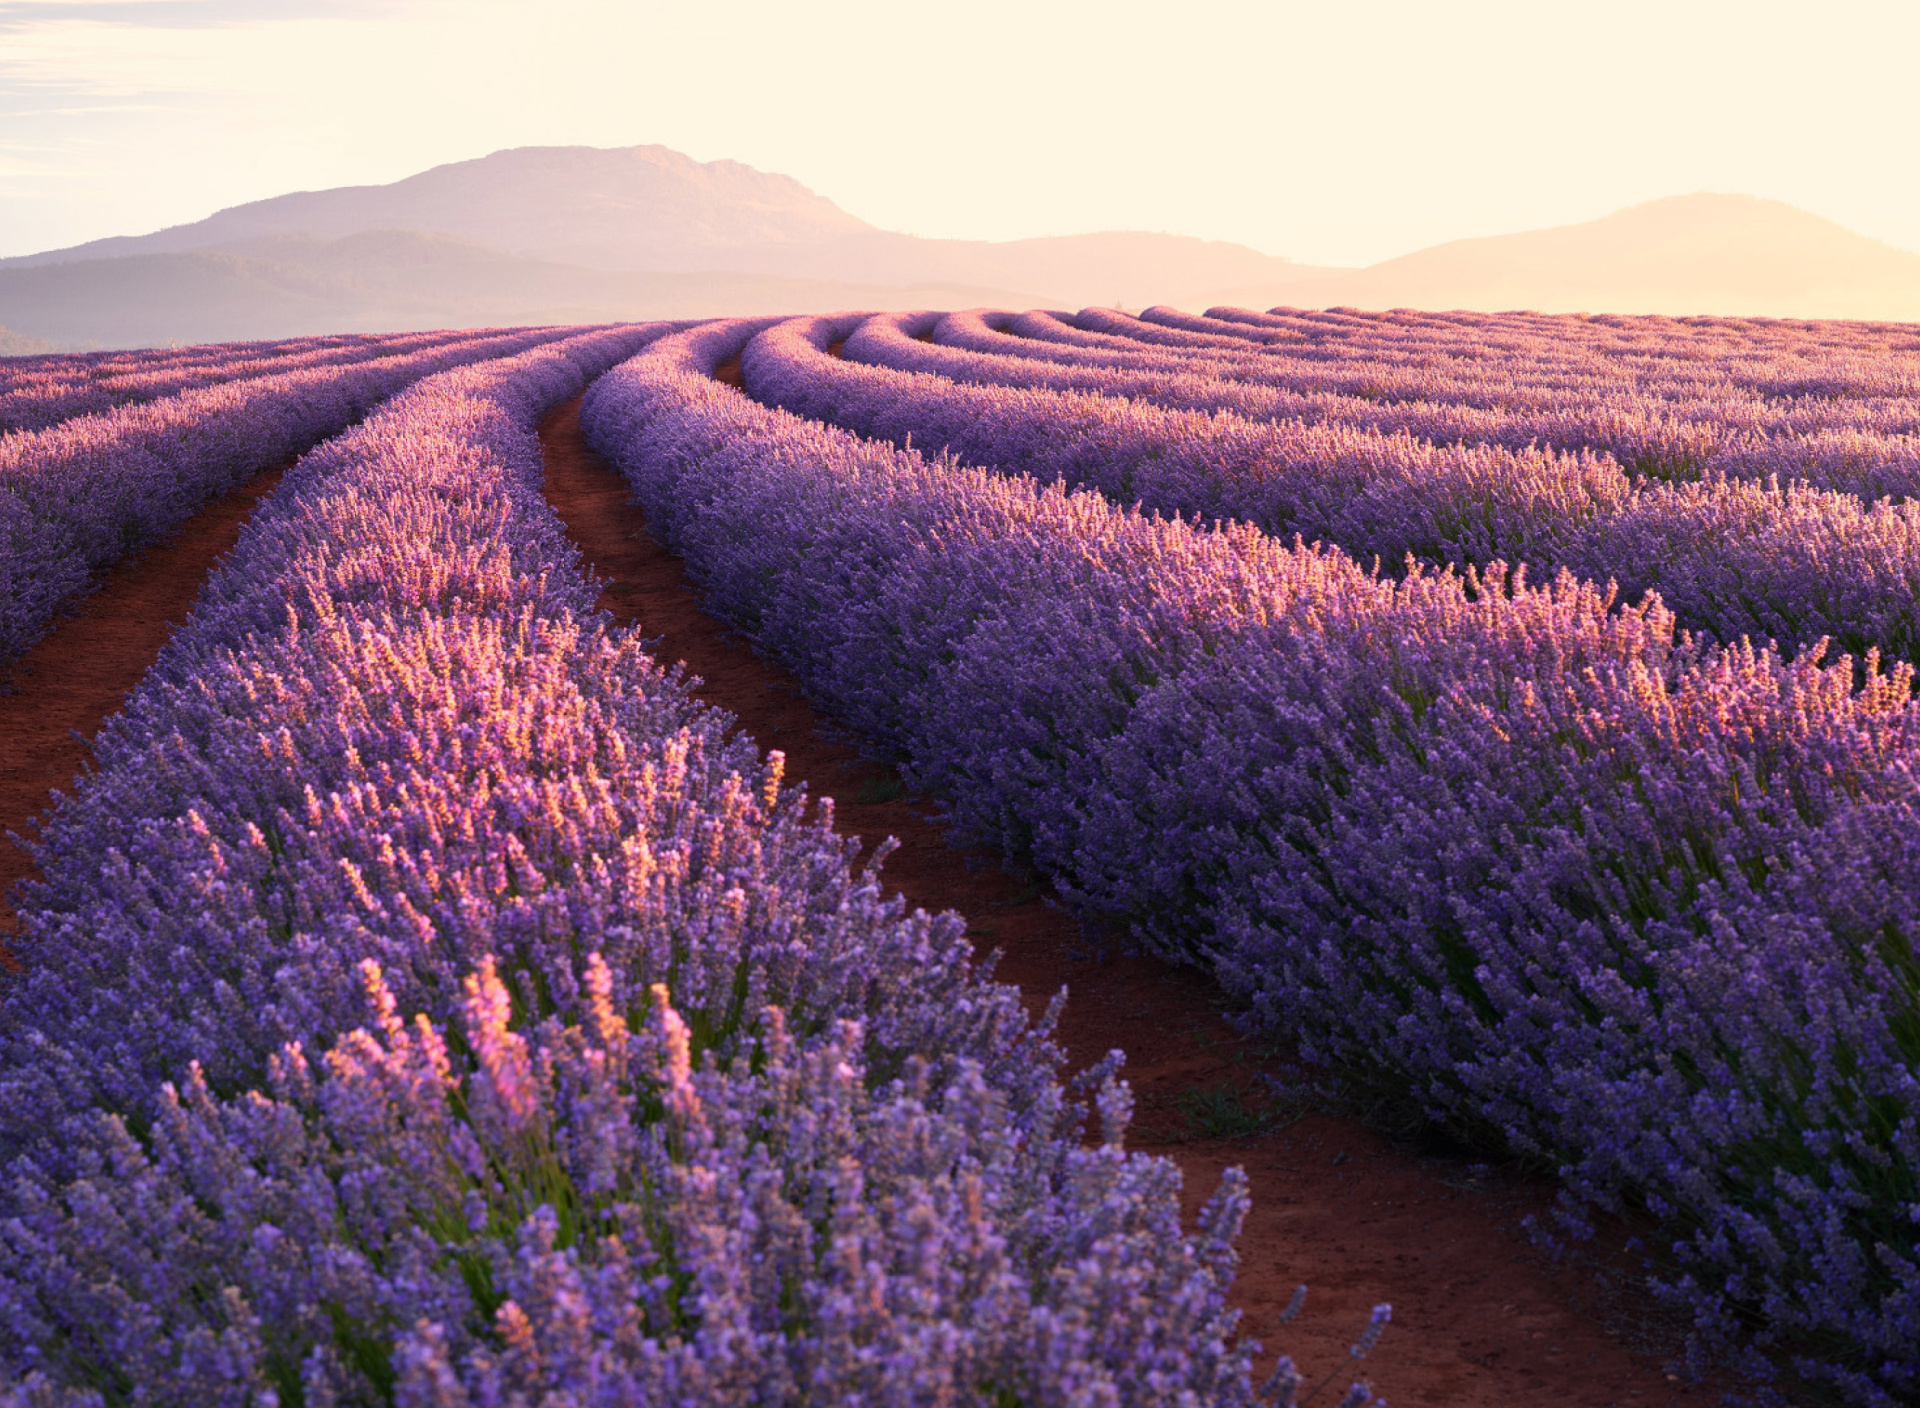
[1275,195,1920,320]
[2,146,876,274]
[8,148,1920,350]
[0,145,1329,345]
[0,230,1040,349]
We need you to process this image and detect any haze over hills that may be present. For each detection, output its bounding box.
[0,230,1042,349]
[0,146,1330,346]
[3,144,1919,348]
[0,326,56,356]
[4,146,875,275]
[1281,195,1920,321]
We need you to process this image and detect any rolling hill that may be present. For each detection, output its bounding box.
[0,146,1328,345]
[6,145,1920,348]
[0,230,1038,349]
[1272,195,1920,321]
[3,145,873,275]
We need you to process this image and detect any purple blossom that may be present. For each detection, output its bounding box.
[0,320,1262,1403]
[750,312,1920,671]
[0,324,586,667]
[582,314,1920,1404]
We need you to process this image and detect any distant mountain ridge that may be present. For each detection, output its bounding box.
[4,145,1919,348]
[0,229,1041,348]
[1283,195,1920,321]
[0,145,1329,346]
[2,146,876,274]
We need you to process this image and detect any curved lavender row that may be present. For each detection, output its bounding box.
[1007,308,1752,422]
[1074,305,1298,356]
[1001,308,1676,406]
[0,324,663,1138]
[0,327,495,436]
[0,333,486,422]
[1255,306,1920,450]
[942,309,1644,417]
[763,314,1920,669]
[0,333,345,393]
[0,325,1260,1405]
[1133,303,1763,395]
[1075,308,1920,488]
[1105,299,1920,382]
[1212,304,1920,400]
[584,319,1920,1403]
[1072,304,1920,436]
[1108,310,1920,497]
[913,314,1920,663]
[943,310,1592,404]
[1069,306,1669,395]
[0,324,582,668]
[1141,304,1717,374]
[858,309,1364,428]
[1148,304,1920,402]
[760,311,1629,562]
[879,310,1754,483]
[1142,302,1920,448]
[965,305,1920,460]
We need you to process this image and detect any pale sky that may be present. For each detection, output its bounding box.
[2,0,1916,266]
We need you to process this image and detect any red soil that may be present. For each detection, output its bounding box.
[538,397,1723,1408]
[0,469,286,942]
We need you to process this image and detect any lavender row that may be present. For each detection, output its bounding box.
[1002,306,1920,496]
[992,305,1917,405]
[0,324,587,670]
[1065,306,1776,401]
[0,332,452,426]
[0,332,363,394]
[0,328,1269,1406]
[1139,302,1920,473]
[1204,304,1920,400]
[584,318,1920,1405]
[894,311,1749,484]
[1144,302,1920,442]
[1061,304,1920,495]
[988,308,1639,403]
[911,315,1920,658]
[0,327,498,436]
[1120,303,1920,403]
[935,309,1920,493]
[760,314,1920,671]
[988,307,1795,414]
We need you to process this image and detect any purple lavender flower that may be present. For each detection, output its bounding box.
[0,321,1262,1404]
[581,315,1920,1404]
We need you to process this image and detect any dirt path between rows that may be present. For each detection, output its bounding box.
[0,469,286,942]
[539,397,1726,1408]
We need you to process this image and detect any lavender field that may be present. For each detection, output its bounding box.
[3,306,1919,1405]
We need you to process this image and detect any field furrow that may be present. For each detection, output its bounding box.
[538,391,1720,1407]
[583,316,1920,1405]
[0,460,286,941]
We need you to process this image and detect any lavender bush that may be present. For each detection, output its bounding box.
[0,328,492,437]
[0,324,581,668]
[755,313,1920,672]
[971,305,1920,493]
[923,310,1920,491]
[0,948,1258,1406]
[0,324,1266,1405]
[584,317,1920,1404]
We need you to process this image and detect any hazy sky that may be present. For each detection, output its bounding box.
[2,0,1917,265]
